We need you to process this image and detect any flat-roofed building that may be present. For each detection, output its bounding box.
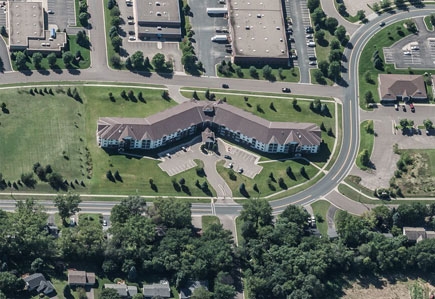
[136,0,181,40]
[8,1,66,54]
[228,0,289,65]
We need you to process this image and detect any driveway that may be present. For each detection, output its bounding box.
[352,104,435,190]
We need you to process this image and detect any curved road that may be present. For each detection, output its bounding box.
[0,6,434,216]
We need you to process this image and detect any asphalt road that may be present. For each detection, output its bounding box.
[0,6,433,217]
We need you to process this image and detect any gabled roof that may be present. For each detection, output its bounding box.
[24,273,46,291]
[68,270,95,285]
[379,74,427,100]
[143,280,171,298]
[403,227,432,242]
[104,284,138,297]
[98,100,321,147]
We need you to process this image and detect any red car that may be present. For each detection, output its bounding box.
[409,103,415,112]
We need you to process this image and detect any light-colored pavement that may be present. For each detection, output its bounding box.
[352,105,435,190]
[321,0,360,36]
[325,190,371,215]
[342,0,378,17]
[326,204,338,238]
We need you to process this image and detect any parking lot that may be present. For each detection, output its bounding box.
[382,18,435,69]
[221,142,263,179]
[351,104,435,190]
[116,0,183,72]
[47,0,76,30]
[189,0,229,75]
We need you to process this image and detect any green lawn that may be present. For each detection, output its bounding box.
[202,215,220,230]
[358,21,432,107]
[424,15,434,31]
[235,216,243,246]
[217,158,318,198]
[104,0,119,69]
[79,213,102,226]
[0,85,214,198]
[217,63,301,83]
[310,69,334,86]
[356,120,375,170]
[311,200,330,237]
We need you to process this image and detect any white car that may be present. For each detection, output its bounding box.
[411,45,419,50]
[306,34,313,39]
[309,61,317,65]
[403,51,411,55]
[128,36,136,41]
[103,220,107,226]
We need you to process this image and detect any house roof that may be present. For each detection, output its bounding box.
[98,100,321,147]
[37,280,55,295]
[143,280,171,298]
[104,284,138,297]
[379,74,427,101]
[180,281,208,299]
[24,273,46,291]
[68,270,86,285]
[403,227,431,242]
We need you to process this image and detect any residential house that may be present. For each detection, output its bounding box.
[104,283,138,298]
[379,74,427,105]
[23,273,55,295]
[97,100,321,155]
[143,280,171,299]
[403,227,435,243]
[179,281,208,299]
[67,270,96,287]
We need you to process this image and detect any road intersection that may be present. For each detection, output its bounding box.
[0,4,434,217]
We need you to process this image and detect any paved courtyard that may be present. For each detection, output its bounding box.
[351,104,435,189]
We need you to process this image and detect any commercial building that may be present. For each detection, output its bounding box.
[136,0,182,40]
[8,1,66,54]
[227,0,289,65]
[97,100,321,154]
[378,74,427,104]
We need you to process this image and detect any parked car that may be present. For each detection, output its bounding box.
[308,55,317,61]
[128,36,136,41]
[222,83,229,88]
[395,104,398,110]
[305,26,314,33]
[411,45,419,50]
[402,105,406,112]
[47,10,54,14]
[127,15,134,20]
[403,51,411,55]
[103,220,107,226]
[282,87,291,93]
[309,61,317,65]
[238,168,244,173]
[224,155,232,159]
[409,103,415,112]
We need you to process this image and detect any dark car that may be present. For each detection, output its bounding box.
[224,155,232,159]
[308,56,317,61]
[222,84,229,88]
[305,26,314,33]
[127,15,134,20]
[409,103,415,112]
[379,22,386,27]
[282,87,291,93]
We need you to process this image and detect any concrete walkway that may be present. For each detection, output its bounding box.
[167,85,190,103]
[325,190,371,215]
[326,204,338,238]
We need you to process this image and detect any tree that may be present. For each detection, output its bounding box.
[239,199,272,239]
[110,195,147,224]
[110,6,120,17]
[364,90,374,106]
[54,193,82,226]
[111,16,121,27]
[128,266,137,281]
[0,272,24,297]
[47,53,57,67]
[249,66,258,78]
[0,26,6,37]
[430,13,435,26]
[100,288,121,299]
[192,287,213,299]
[131,51,144,69]
[312,8,325,26]
[312,69,325,83]
[152,198,191,229]
[307,0,320,12]
[356,10,366,21]
[262,65,273,80]
[359,149,370,167]
[110,54,121,68]
[314,29,325,43]
[423,119,433,130]
[399,118,409,129]
[329,49,342,62]
[62,51,74,66]
[111,36,122,52]
[152,53,166,70]
[31,258,44,273]
[328,61,341,80]
[334,25,347,42]
[21,173,37,188]
[32,52,43,69]
[325,17,339,33]
[318,60,329,77]
[329,38,341,51]
[15,51,27,69]
[79,12,90,27]
[48,172,65,190]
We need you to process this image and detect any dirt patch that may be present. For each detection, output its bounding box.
[343,276,435,299]
[393,151,435,196]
